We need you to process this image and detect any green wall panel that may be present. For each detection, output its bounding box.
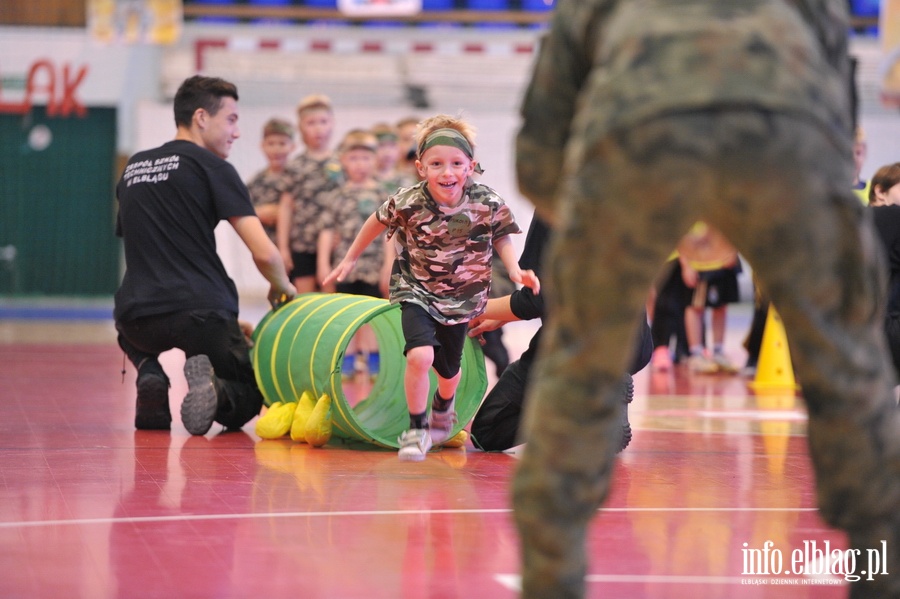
[0,107,119,296]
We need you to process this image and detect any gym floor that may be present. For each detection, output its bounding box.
[0,300,852,598]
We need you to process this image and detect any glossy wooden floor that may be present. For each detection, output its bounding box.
[0,302,852,598]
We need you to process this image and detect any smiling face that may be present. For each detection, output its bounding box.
[198,97,240,159]
[416,144,475,206]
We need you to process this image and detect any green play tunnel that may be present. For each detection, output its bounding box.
[251,293,487,449]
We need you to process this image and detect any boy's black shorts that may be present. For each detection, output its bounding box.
[400,302,468,379]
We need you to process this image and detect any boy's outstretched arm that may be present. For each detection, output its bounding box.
[322,213,388,287]
[494,235,540,295]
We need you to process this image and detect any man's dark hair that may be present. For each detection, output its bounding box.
[173,75,239,129]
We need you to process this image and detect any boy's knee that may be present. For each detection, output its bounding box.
[405,345,434,372]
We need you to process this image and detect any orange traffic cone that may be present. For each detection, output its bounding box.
[750,307,799,390]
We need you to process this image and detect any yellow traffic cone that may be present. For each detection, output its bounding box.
[750,307,799,390]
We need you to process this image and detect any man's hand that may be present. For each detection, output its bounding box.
[268,283,297,310]
[468,316,506,340]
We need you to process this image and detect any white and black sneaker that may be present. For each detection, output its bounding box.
[397,428,433,462]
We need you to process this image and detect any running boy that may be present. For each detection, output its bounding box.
[246,117,295,244]
[277,94,343,293]
[325,115,540,461]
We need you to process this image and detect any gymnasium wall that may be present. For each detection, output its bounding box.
[0,20,898,300]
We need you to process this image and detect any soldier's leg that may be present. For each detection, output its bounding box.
[513,127,704,598]
[707,112,900,598]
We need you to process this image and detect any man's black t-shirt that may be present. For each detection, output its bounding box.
[114,140,256,322]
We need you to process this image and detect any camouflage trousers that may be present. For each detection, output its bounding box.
[514,110,900,599]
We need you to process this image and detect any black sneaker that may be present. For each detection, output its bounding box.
[135,372,171,430]
[181,355,219,436]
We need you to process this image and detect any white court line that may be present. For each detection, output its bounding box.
[0,506,817,530]
[635,408,807,421]
[694,410,807,421]
[629,426,807,437]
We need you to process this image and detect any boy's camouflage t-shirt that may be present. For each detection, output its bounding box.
[320,183,390,286]
[283,152,343,253]
[245,168,287,243]
[376,180,521,325]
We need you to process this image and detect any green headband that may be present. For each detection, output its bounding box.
[418,128,474,159]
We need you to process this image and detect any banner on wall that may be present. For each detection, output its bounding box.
[337,0,422,17]
[87,0,182,45]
